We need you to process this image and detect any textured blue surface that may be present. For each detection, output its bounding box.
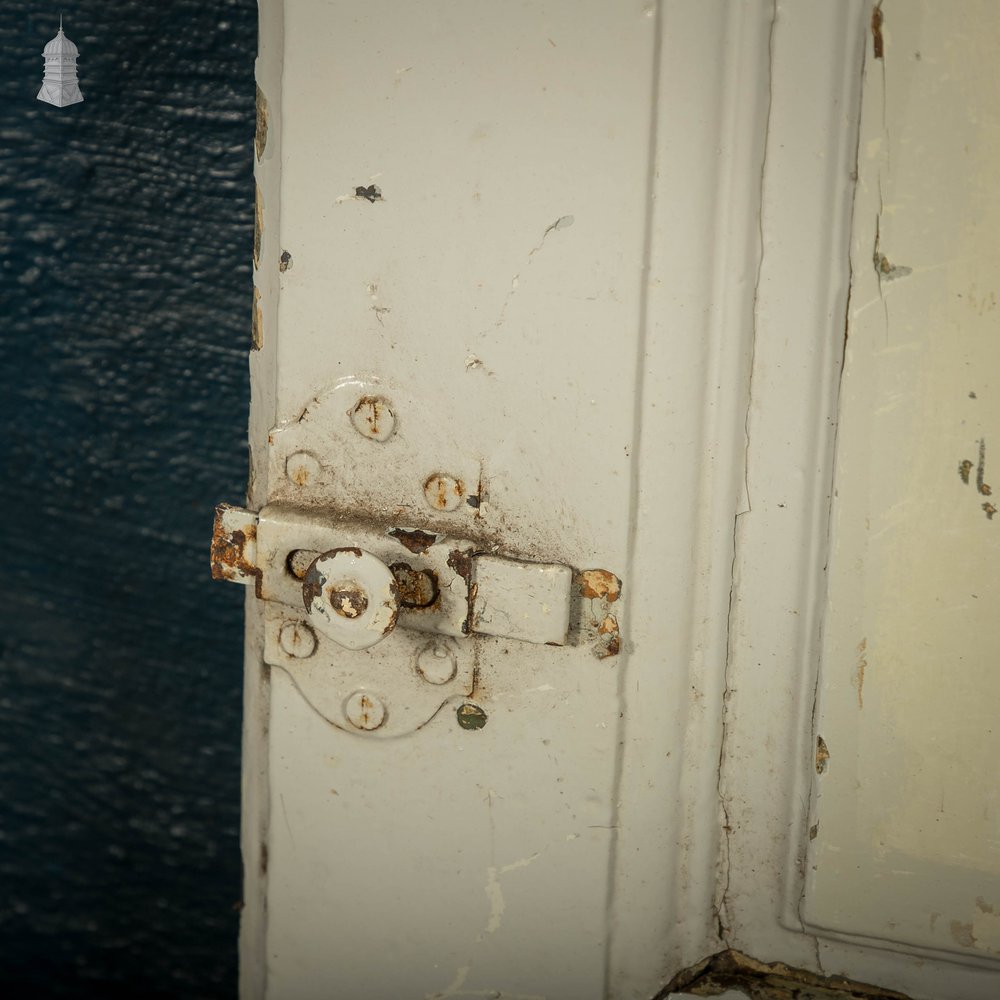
[0,2,255,996]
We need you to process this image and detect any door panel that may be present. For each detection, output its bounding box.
[803,0,1000,965]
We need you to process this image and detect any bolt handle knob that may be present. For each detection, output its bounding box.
[302,548,401,650]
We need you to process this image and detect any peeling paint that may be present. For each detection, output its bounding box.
[388,527,438,554]
[251,285,263,350]
[578,569,622,602]
[663,948,912,999]
[210,503,262,598]
[976,438,991,496]
[854,637,867,709]
[871,4,884,60]
[815,735,830,774]
[575,570,623,658]
[254,183,263,269]
[873,221,910,282]
[255,84,268,160]
[950,920,977,948]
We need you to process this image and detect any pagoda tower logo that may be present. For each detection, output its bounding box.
[37,16,84,108]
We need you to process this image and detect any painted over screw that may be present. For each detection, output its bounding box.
[278,620,317,659]
[345,691,387,731]
[286,451,321,487]
[416,643,457,685]
[423,473,464,512]
[351,395,396,442]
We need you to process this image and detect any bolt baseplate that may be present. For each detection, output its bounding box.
[265,605,474,738]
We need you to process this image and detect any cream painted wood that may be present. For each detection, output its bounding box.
[718,2,1000,999]
[802,0,1000,973]
[243,2,1000,998]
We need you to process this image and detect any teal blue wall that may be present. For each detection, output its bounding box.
[0,2,254,995]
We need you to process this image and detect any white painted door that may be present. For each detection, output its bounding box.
[216,2,1000,997]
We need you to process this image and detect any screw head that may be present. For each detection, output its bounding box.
[456,702,488,730]
[286,451,321,487]
[423,473,465,512]
[416,643,457,685]
[345,691,387,731]
[328,580,369,619]
[351,395,396,442]
[278,620,317,659]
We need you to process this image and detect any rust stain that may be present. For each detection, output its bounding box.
[301,571,324,610]
[854,637,867,709]
[286,549,318,581]
[255,85,268,160]
[983,502,997,520]
[279,250,292,273]
[381,589,401,635]
[210,505,262,598]
[816,735,830,774]
[251,285,263,350]
[352,395,394,440]
[388,527,438,554]
[328,583,368,619]
[871,5,884,60]
[578,569,622,602]
[959,459,973,484]
[447,547,475,634]
[447,548,473,582]
[390,562,439,609]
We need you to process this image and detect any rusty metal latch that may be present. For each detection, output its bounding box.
[211,502,593,738]
[211,381,621,737]
[212,502,574,648]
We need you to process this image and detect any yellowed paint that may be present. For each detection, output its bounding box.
[805,0,1000,959]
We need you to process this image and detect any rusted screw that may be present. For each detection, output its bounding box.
[416,643,457,685]
[456,702,487,730]
[345,691,387,731]
[423,473,464,512]
[278,620,317,659]
[285,451,321,487]
[328,581,368,619]
[350,395,396,442]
